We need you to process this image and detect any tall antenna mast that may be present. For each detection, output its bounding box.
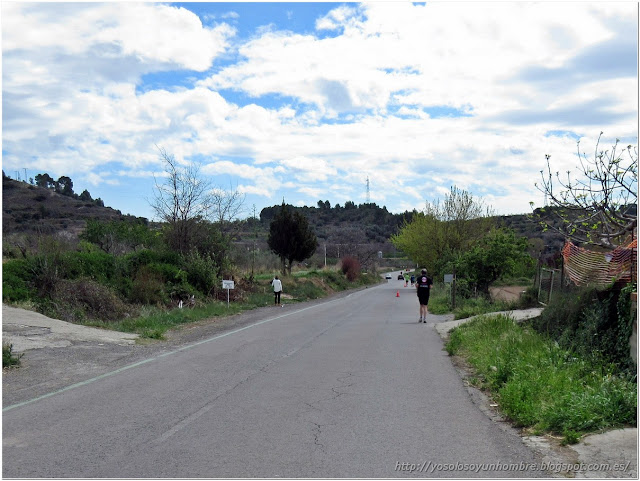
[366,176,370,203]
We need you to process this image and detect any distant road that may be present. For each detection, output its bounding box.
[3,277,546,478]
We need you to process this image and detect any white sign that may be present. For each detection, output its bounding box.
[222,280,235,289]
[444,274,454,284]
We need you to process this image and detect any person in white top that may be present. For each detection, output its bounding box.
[271,275,283,306]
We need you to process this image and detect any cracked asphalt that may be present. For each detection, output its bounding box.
[3,278,636,477]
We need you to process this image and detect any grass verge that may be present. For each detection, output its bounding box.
[446,314,637,444]
[427,284,526,319]
[83,269,381,339]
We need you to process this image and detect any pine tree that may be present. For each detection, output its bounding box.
[268,202,318,275]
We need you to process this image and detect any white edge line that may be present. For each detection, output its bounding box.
[3,293,360,412]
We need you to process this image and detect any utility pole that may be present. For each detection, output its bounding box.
[251,204,257,278]
[366,176,370,203]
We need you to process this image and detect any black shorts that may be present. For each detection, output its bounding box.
[418,293,430,306]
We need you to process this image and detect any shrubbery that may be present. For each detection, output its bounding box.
[341,256,361,282]
[2,260,35,302]
[530,283,636,376]
[49,278,133,322]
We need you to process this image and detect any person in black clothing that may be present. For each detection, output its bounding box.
[415,269,433,323]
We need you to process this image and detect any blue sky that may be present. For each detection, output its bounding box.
[2,2,638,221]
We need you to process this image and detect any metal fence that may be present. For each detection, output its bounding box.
[538,267,563,306]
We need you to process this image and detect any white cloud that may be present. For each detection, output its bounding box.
[2,2,636,219]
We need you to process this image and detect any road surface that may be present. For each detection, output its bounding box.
[3,277,547,478]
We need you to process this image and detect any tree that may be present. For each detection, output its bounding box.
[268,202,318,275]
[79,189,93,202]
[35,173,55,189]
[534,133,637,248]
[455,228,531,296]
[82,219,157,254]
[56,176,74,196]
[391,186,494,278]
[150,147,212,254]
[150,147,244,256]
[210,186,245,236]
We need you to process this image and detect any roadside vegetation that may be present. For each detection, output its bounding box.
[3,343,23,368]
[79,269,380,339]
[2,156,383,341]
[2,243,381,340]
[425,282,538,319]
[446,312,636,444]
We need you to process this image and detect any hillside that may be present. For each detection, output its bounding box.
[3,175,563,260]
[2,175,143,237]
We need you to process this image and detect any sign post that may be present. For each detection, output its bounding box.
[444,272,456,310]
[222,280,235,308]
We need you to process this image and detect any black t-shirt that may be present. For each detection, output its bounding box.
[416,275,433,295]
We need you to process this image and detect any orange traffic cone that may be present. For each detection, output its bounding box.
[396,291,400,297]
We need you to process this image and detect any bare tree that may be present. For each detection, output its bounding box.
[534,133,637,249]
[150,147,246,254]
[150,147,212,253]
[210,185,246,235]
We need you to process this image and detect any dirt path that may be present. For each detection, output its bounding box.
[489,285,528,302]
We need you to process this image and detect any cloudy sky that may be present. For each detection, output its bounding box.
[2,2,638,221]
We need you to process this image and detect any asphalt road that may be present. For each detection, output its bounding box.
[3,278,547,478]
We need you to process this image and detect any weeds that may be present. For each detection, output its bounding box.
[3,343,23,368]
[82,269,380,339]
[427,284,523,318]
[446,314,637,443]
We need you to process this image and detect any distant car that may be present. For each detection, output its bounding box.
[398,274,404,280]
[385,274,392,279]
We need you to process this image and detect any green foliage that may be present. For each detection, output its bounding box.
[83,268,380,338]
[268,202,318,275]
[530,284,636,376]
[82,218,157,253]
[2,260,35,302]
[455,228,533,296]
[3,343,23,368]
[182,251,219,296]
[130,266,168,305]
[391,186,495,279]
[446,314,637,442]
[59,251,118,282]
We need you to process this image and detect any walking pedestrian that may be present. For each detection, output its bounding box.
[415,269,433,323]
[271,275,283,307]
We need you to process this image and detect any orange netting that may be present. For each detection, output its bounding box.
[562,239,637,287]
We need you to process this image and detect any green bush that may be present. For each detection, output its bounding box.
[3,343,23,368]
[124,249,181,276]
[2,259,35,302]
[530,284,635,376]
[129,266,167,305]
[181,251,218,295]
[59,251,117,282]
